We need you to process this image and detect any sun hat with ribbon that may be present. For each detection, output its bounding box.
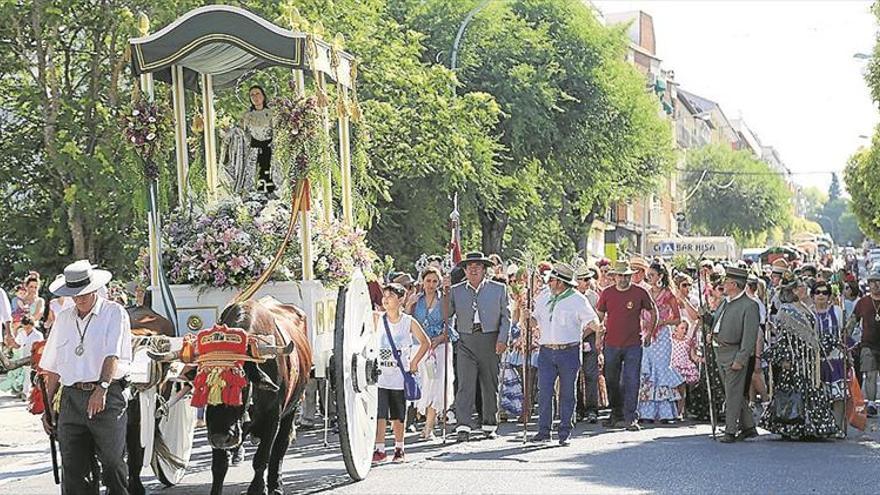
[548,263,577,287]
[49,260,112,297]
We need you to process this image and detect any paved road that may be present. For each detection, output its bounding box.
[2,392,879,495]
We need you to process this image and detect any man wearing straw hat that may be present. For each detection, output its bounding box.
[525,264,599,445]
[40,260,132,494]
[712,266,761,443]
[596,261,656,431]
[444,251,511,442]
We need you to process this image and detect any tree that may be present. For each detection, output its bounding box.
[828,172,842,202]
[683,145,793,243]
[800,186,827,221]
[397,0,674,256]
[844,148,880,239]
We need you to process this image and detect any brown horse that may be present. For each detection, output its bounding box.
[207,297,312,495]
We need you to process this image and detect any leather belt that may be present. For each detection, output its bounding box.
[68,380,116,392]
[472,323,483,333]
[542,342,580,350]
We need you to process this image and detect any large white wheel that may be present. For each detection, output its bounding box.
[334,269,379,481]
[152,382,196,486]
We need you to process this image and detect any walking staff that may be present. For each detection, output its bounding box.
[442,198,462,444]
[39,260,133,494]
[693,256,718,439]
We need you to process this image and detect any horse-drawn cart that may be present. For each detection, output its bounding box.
[125,5,380,486]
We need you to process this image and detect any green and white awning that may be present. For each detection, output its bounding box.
[129,5,354,90]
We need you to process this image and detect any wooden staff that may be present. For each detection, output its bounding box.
[693,254,718,440]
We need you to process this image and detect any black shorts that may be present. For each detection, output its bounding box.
[377,388,406,422]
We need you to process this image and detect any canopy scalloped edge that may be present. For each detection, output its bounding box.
[129,5,354,91]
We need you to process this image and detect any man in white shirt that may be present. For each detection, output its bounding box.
[40,260,132,494]
[527,264,599,445]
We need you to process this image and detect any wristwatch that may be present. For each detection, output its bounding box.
[99,381,111,391]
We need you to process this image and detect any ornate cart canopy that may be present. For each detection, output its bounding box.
[129,5,355,90]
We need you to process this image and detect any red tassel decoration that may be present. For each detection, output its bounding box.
[221,367,247,406]
[27,385,44,415]
[190,370,209,408]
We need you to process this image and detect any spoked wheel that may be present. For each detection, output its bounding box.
[334,269,379,481]
[152,381,196,486]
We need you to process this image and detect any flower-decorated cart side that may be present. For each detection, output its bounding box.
[125,5,379,484]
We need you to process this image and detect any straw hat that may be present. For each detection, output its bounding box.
[49,260,112,297]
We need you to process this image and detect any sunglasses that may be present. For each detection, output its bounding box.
[680,283,692,288]
[814,290,831,296]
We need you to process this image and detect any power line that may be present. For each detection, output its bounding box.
[675,168,838,177]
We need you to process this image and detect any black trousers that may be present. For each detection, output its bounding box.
[577,334,600,417]
[58,383,129,495]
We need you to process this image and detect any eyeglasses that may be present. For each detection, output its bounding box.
[680,283,692,288]
[814,290,831,296]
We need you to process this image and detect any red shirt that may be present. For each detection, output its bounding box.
[855,296,880,351]
[597,285,654,347]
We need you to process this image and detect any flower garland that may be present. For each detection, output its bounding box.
[162,196,300,289]
[120,98,170,180]
[271,93,331,185]
[311,219,377,289]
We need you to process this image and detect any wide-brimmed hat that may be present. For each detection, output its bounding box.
[867,269,880,282]
[548,263,577,287]
[458,251,494,268]
[576,265,597,280]
[391,272,415,287]
[49,260,112,297]
[724,266,750,283]
[629,255,649,271]
[610,261,636,276]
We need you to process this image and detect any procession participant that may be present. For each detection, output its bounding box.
[761,273,838,440]
[845,269,880,416]
[373,283,430,463]
[672,274,701,417]
[596,259,614,290]
[746,274,768,409]
[596,261,656,431]
[712,266,761,443]
[629,256,650,290]
[11,316,44,399]
[508,288,540,423]
[575,266,601,423]
[443,251,511,442]
[241,85,274,194]
[408,266,454,441]
[527,264,599,445]
[13,275,45,324]
[39,260,132,494]
[813,281,848,434]
[638,262,684,423]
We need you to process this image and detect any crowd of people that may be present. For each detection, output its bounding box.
[368,249,880,460]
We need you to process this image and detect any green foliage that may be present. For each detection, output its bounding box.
[800,186,828,221]
[683,145,793,244]
[398,0,675,255]
[828,172,842,202]
[844,148,880,240]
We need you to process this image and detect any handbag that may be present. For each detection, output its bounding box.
[774,389,804,424]
[383,315,421,401]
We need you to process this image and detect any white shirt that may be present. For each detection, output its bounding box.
[41,296,132,386]
[466,279,485,325]
[15,328,44,356]
[534,289,598,345]
[378,313,413,390]
[49,297,74,317]
[0,288,11,325]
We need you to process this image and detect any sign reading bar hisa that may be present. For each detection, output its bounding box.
[647,236,737,260]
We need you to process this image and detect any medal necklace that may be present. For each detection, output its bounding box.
[872,298,880,323]
[75,313,95,357]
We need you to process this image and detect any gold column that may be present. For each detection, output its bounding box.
[200,73,218,200]
[170,65,189,206]
[138,13,160,291]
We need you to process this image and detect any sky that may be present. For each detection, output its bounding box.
[593,0,878,193]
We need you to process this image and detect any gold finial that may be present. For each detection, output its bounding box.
[333,33,345,52]
[137,12,150,36]
[313,20,325,40]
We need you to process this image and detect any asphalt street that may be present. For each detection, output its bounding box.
[2,390,879,495]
